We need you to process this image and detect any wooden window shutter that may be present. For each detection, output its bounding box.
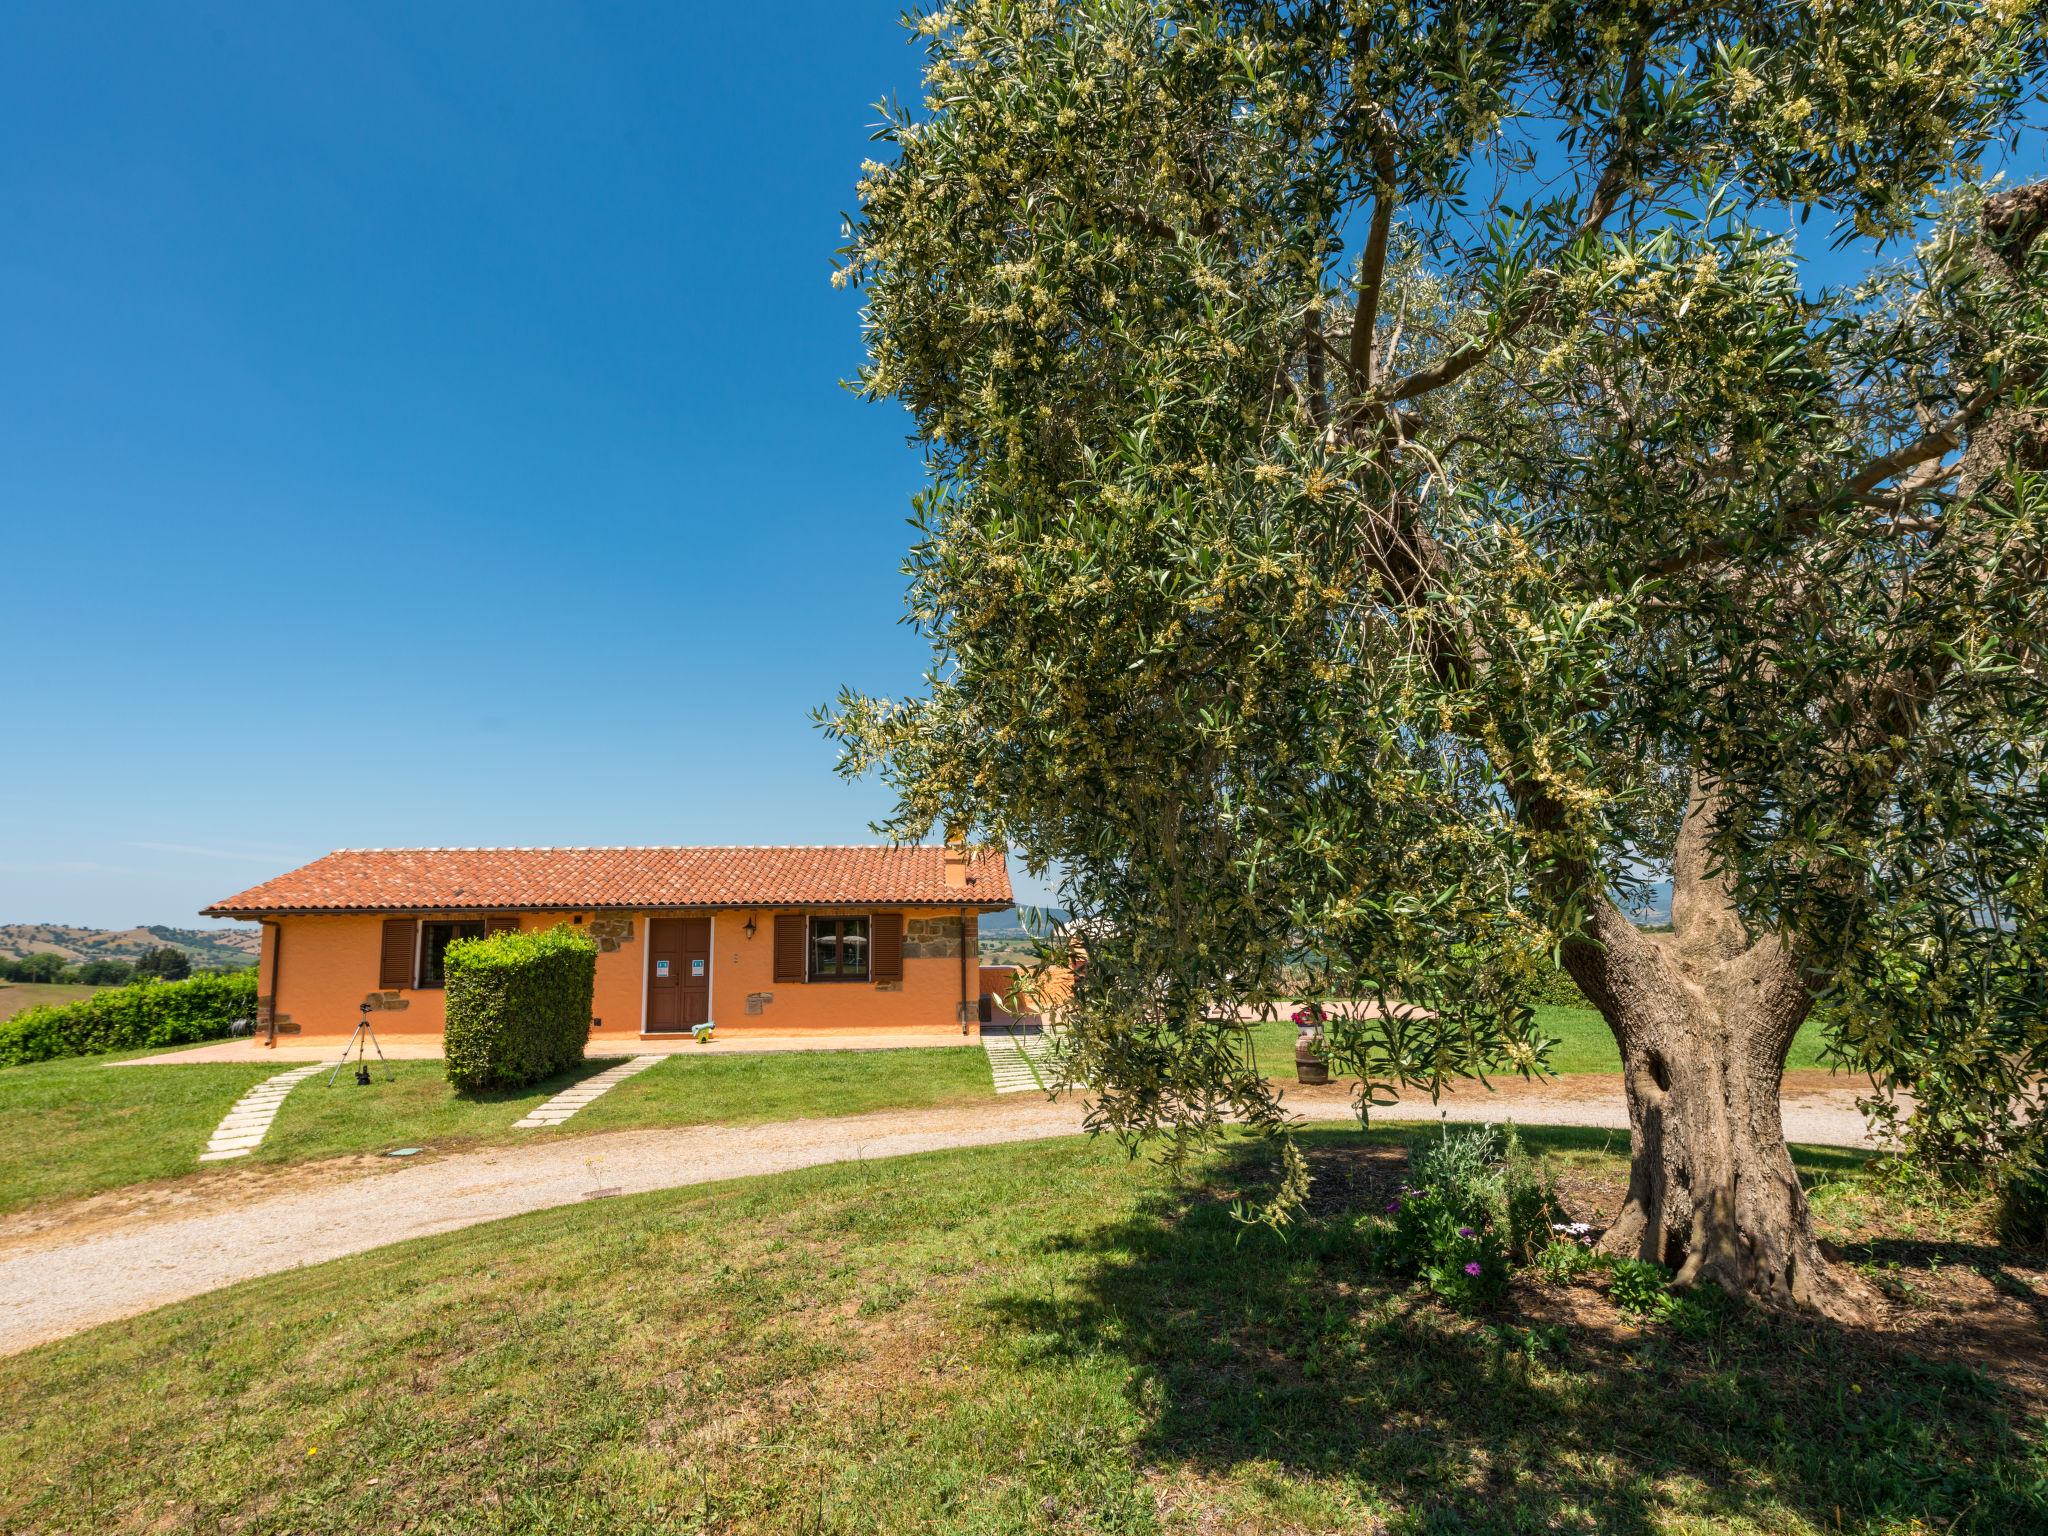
[484,915,520,936]
[773,913,806,983]
[379,918,416,988]
[871,912,903,983]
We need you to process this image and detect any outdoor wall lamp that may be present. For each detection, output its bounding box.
[742,914,757,940]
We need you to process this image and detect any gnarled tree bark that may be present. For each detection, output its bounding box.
[1561,782,1874,1321]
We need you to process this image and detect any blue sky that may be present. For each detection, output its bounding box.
[0,2,1025,927]
[1,7,2038,930]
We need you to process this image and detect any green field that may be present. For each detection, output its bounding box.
[1241,1004,1836,1078]
[0,1046,996,1215]
[1532,1004,1834,1073]
[0,1127,2032,1535]
[0,981,105,1021]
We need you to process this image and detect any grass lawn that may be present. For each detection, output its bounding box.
[0,1004,1846,1220]
[0,1047,997,1215]
[1,1126,2039,1534]
[572,1043,997,1132]
[1241,1004,1835,1077]
[0,981,105,1021]
[256,1047,994,1167]
[1531,1004,1834,1073]
[251,1057,634,1167]
[0,1052,276,1212]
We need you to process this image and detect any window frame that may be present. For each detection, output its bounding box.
[414,918,487,989]
[807,914,872,983]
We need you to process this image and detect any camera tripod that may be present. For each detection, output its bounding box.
[329,1002,395,1086]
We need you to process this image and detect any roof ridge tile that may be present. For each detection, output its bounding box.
[201,843,1012,917]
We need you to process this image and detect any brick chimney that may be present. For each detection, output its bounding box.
[942,832,975,890]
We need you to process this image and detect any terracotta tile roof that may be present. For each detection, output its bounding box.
[202,845,1013,917]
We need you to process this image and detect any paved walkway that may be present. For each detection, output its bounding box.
[0,1082,1880,1357]
[981,1023,1060,1094]
[197,1062,332,1162]
[512,1055,660,1128]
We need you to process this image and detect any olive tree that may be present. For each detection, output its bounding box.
[828,0,2048,1316]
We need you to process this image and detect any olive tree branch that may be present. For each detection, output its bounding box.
[1636,370,2036,581]
[1349,126,1399,391]
[1382,47,1645,406]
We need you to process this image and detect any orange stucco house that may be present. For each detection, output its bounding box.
[202,844,1013,1044]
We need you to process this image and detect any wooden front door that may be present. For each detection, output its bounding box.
[646,916,712,1032]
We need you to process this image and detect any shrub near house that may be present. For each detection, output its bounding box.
[0,970,257,1066]
[443,925,597,1092]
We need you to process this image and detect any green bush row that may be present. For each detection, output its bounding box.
[0,970,258,1067]
[443,925,596,1092]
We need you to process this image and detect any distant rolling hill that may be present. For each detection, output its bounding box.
[978,906,1069,965]
[0,923,260,969]
[979,907,1067,939]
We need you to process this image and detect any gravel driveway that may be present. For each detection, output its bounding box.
[0,1081,1879,1357]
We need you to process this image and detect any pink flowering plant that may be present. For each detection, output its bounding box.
[1370,1123,1557,1311]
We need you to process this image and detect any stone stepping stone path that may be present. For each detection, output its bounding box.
[513,1055,661,1129]
[982,1025,1059,1095]
[199,1063,331,1162]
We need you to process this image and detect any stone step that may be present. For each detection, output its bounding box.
[509,1058,665,1130]
[193,1064,337,1164]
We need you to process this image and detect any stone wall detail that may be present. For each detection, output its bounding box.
[904,916,971,959]
[256,995,301,1034]
[588,915,636,953]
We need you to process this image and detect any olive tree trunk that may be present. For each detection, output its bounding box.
[1562,787,1873,1321]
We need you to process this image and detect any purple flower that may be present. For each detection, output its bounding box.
[1463,1262,1482,1277]
[1457,1226,1476,1239]
[1385,1199,1401,1214]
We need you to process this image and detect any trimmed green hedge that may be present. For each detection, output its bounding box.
[0,970,258,1067]
[443,925,597,1092]
[1530,960,1590,1007]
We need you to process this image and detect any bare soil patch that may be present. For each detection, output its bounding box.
[0,1153,405,1253]
[1300,1138,2048,1415]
